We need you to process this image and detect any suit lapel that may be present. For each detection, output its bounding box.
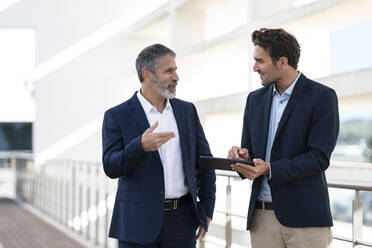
[273,74,307,142]
[170,99,187,162]
[128,92,150,133]
[261,84,274,157]
[128,92,162,162]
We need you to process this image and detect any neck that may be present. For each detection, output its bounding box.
[275,70,299,95]
[140,83,166,113]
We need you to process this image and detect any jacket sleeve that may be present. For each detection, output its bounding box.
[193,104,216,222]
[102,110,148,179]
[269,88,339,186]
[239,94,254,179]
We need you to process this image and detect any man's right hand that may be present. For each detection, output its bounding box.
[228,146,249,160]
[141,121,175,152]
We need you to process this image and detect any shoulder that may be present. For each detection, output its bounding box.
[303,75,337,98]
[170,97,195,110]
[250,85,271,97]
[170,97,193,106]
[246,84,272,104]
[104,97,132,118]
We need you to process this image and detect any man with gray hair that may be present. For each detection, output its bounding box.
[102,44,216,248]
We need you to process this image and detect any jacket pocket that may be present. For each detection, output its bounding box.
[117,190,142,202]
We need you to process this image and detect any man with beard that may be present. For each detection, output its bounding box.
[228,28,339,248]
[102,44,216,248]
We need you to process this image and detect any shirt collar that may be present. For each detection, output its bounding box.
[137,90,172,114]
[272,72,301,97]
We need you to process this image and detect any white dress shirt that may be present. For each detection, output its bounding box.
[137,91,188,199]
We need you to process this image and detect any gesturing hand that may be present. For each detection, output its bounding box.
[141,121,175,152]
[227,146,249,160]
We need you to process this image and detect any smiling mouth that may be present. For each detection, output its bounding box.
[167,82,177,88]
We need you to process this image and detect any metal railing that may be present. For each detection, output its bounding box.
[199,170,372,248]
[1,152,372,248]
[0,153,117,248]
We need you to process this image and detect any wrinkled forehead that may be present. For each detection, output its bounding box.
[156,54,177,70]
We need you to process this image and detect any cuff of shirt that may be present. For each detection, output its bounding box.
[266,162,272,180]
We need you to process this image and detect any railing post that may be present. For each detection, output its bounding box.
[65,164,69,226]
[41,165,45,214]
[53,163,57,220]
[104,181,109,248]
[59,177,63,223]
[71,163,76,232]
[226,176,232,248]
[198,238,205,247]
[199,237,205,247]
[29,160,35,206]
[48,174,52,217]
[352,189,363,248]
[86,165,91,241]
[10,156,17,198]
[95,166,100,246]
[79,165,83,235]
[39,166,43,212]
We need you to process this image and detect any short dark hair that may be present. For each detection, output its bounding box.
[135,44,176,82]
[252,28,300,69]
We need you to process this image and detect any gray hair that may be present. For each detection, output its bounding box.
[135,44,176,82]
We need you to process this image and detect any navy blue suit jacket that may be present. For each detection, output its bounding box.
[102,92,216,244]
[242,74,339,229]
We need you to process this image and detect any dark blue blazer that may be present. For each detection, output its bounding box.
[242,74,339,229]
[102,92,216,244]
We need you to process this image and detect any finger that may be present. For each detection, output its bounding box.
[201,228,207,237]
[239,148,248,155]
[154,140,172,149]
[154,131,175,139]
[156,134,176,144]
[231,165,246,175]
[233,163,254,173]
[229,146,239,159]
[147,121,159,133]
[232,165,253,179]
[152,138,174,150]
[252,158,264,165]
[196,226,204,240]
[227,150,234,159]
[235,162,254,169]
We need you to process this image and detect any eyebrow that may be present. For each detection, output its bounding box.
[164,66,177,71]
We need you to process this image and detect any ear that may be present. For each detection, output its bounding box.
[278,57,289,68]
[142,67,153,81]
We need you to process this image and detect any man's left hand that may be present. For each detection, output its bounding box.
[196,217,211,240]
[231,158,269,180]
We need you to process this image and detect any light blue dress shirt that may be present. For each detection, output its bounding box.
[257,72,301,202]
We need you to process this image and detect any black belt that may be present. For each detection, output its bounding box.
[255,200,274,210]
[164,193,192,211]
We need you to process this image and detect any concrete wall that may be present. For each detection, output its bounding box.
[1,0,371,162]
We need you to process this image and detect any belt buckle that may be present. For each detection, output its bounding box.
[262,201,265,211]
[164,199,178,211]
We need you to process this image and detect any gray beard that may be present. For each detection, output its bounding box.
[151,79,176,99]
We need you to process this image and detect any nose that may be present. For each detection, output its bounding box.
[172,72,179,82]
[253,62,259,72]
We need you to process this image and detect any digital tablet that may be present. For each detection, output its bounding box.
[199,156,255,171]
